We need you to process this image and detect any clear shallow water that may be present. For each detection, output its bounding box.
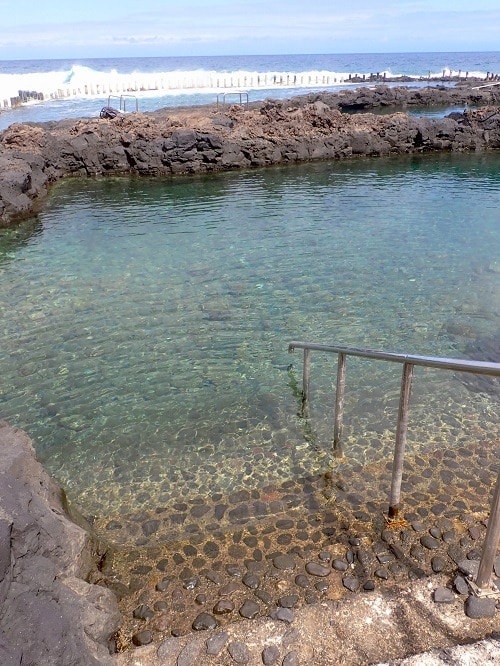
[0,154,499,522]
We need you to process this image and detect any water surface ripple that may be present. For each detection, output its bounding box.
[0,154,498,525]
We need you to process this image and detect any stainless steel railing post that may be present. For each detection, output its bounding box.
[333,352,346,458]
[475,469,500,590]
[388,361,414,519]
[302,348,311,415]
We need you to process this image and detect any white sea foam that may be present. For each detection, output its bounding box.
[0,63,461,106]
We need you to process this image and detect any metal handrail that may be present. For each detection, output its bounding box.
[288,340,500,594]
[216,91,249,110]
[107,94,139,112]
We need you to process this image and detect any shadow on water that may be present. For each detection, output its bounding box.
[459,333,500,395]
[287,363,322,455]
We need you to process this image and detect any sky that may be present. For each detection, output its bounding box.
[0,0,499,60]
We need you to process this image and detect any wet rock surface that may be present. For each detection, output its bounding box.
[2,84,500,226]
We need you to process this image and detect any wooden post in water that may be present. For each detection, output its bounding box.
[388,361,414,519]
[333,352,346,458]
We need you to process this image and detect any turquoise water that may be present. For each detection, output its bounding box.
[1,153,499,520]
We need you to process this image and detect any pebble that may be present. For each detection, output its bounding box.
[239,600,260,619]
[375,568,389,580]
[183,577,200,590]
[226,564,242,577]
[192,612,218,631]
[213,600,234,615]
[346,549,355,564]
[458,559,479,578]
[205,570,224,585]
[319,551,331,561]
[255,589,273,604]
[454,575,469,595]
[389,562,406,576]
[142,519,160,536]
[429,527,441,538]
[410,544,425,561]
[411,521,425,532]
[468,526,481,540]
[132,630,153,646]
[343,576,360,592]
[227,641,250,664]
[279,594,299,608]
[283,651,299,666]
[420,535,440,550]
[315,580,329,593]
[271,607,294,623]
[220,581,240,595]
[349,536,361,546]
[295,574,310,588]
[262,645,280,665]
[206,632,229,656]
[154,600,168,612]
[133,604,154,620]
[332,559,348,571]
[464,596,497,619]
[431,556,446,573]
[363,580,375,591]
[156,579,171,592]
[377,552,395,564]
[242,572,260,589]
[305,562,330,577]
[273,555,296,571]
[442,530,456,544]
[433,587,455,604]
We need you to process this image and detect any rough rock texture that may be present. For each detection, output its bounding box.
[2,84,500,226]
[0,421,121,666]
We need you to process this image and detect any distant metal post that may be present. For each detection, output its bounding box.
[302,349,311,414]
[388,362,414,519]
[475,469,500,591]
[333,353,346,458]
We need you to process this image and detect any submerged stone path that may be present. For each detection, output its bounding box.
[88,436,500,663]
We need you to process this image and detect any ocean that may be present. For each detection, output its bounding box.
[1,51,500,129]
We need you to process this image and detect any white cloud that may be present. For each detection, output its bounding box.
[1,2,500,57]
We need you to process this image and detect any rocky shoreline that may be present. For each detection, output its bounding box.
[1,83,500,227]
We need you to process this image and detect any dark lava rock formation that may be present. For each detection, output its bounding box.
[0,421,121,666]
[1,84,500,227]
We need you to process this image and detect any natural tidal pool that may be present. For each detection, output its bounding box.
[1,153,499,539]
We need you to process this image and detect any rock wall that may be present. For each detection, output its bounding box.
[0,421,121,666]
[1,85,500,227]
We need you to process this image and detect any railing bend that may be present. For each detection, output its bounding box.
[288,340,500,594]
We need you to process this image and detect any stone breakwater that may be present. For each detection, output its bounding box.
[2,83,500,227]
